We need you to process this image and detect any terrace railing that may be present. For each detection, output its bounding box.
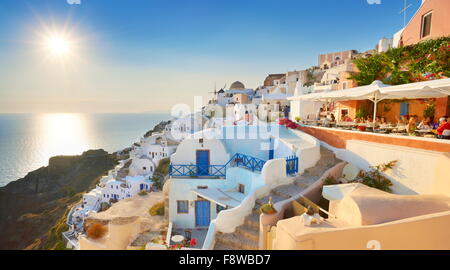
[169,153,299,178]
[169,164,227,178]
[169,153,266,178]
[231,153,266,172]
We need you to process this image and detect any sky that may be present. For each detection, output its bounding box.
[0,0,423,113]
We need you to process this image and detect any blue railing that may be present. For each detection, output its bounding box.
[169,164,227,178]
[285,155,299,175]
[169,153,299,178]
[231,153,266,172]
[169,153,266,178]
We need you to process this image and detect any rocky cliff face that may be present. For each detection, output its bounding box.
[0,149,118,250]
[143,120,171,138]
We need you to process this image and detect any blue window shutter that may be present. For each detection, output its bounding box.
[400,102,410,115]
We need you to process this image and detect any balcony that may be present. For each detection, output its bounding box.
[169,153,298,178]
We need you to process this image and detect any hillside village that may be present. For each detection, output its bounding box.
[65,0,450,250]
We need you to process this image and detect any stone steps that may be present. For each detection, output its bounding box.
[215,232,259,250]
[244,212,260,229]
[214,243,237,250]
[255,195,286,207]
[213,146,341,250]
[294,175,321,188]
[272,184,308,199]
[235,224,260,242]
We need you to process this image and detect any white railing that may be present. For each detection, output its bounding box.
[202,220,216,250]
[62,231,80,250]
[166,222,173,245]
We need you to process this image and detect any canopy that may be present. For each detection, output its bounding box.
[288,79,450,123]
[380,78,450,99]
[289,80,389,102]
[290,79,450,102]
[191,188,244,208]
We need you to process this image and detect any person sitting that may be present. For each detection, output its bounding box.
[407,115,418,134]
[342,115,352,122]
[380,117,387,125]
[330,114,336,122]
[316,108,324,121]
[437,116,450,139]
[322,115,331,126]
[396,115,408,125]
[417,117,433,130]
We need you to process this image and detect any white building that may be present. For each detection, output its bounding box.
[100,176,152,203]
[288,80,324,121]
[167,125,313,229]
[166,125,320,250]
[165,113,204,142]
[378,37,394,53]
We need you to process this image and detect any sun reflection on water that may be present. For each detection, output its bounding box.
[38,113,90,161]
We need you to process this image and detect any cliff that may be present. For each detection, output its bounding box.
[143,120,171,138]
[0,149,118,250]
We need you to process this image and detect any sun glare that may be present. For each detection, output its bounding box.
[46,35,71,56]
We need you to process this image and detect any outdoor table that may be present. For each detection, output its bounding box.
[416,129,432,133]
[171,235,185,243]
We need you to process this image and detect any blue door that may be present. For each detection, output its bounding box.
[269,138,274,160]
[196,150,210,176]
[195,200,211,227]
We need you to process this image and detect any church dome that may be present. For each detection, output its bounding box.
[230,81,246,90]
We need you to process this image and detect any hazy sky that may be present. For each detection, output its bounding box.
[0,0,422,113]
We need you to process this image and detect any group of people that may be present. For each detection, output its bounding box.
[318,112,450,139]
[396,115,450,138]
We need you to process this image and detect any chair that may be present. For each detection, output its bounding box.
[184,230,192,242]
[442,129,450,140]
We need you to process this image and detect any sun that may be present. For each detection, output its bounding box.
[46,35,72,56]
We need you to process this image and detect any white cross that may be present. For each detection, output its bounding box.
[399,0,413,28]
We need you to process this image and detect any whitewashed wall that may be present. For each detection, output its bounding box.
[337,140,450,196]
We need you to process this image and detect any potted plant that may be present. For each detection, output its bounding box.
[260,197,277,215]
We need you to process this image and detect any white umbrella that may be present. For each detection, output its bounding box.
[380,78,450,99]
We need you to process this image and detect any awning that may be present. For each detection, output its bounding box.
[288,78,450,102]
[289,80,389,102]
[380,78,450,99]
[192,188,244,208]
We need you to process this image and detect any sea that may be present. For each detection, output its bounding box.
[0,113,170,187]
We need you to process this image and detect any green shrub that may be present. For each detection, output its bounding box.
[152,173,164,191]
[138,190,148,196]
[323,176,338,186]
[353,161,397,192]
[260,203,277,214]
[149,202,165,216]
[349,36,450,86]
[155,158,170,176]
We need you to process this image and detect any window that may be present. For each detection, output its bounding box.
[238,184,245,194]
[400,102,410,116]
[216,204,226,213]
[177,200,189,214]
[421,12,432,38]
[143,166,147,171]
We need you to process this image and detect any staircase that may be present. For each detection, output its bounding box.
[214,147,340,250]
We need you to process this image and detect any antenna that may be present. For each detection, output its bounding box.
[399,0,413,28]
